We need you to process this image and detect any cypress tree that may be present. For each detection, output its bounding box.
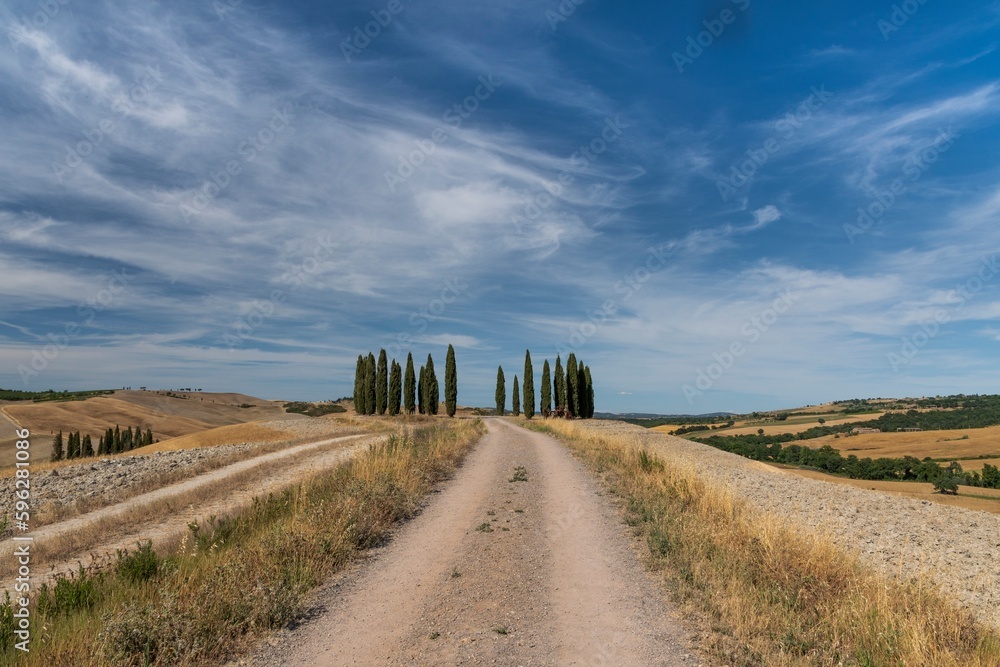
[146,428,154,446]
[566,354,579,417]
[66,432,78,459]
[97,434,105,456]
[365,352,377,415]
[418,366,426,414]
[512,375,520,416]
[425,353,439,416]
[541,360,552,417]
[82,434,94,457]
[445,344,457,417]
[376,349,388,415]
[585,365,595,418]
[577,362,589,419]
[388,360,402,416]
[114,425,122,453]
[523,350,535,420]
[51,431,64,461]
[495,366,506,415]
[124,426,133,451]
[404,353,416,414]
[554,355,566,411]
[353,354,365,414]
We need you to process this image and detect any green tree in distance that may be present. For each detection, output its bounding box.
[425,353,439,416]
[376,349,388,415]
[541,359,552,417]
[554,354,566,411]
[495,366,506,415]
[445,344,458,417]
[365,352,377,415]
[566,353,579,417]
[353,355,365,414]
[404,353,416,415]
[523,350,535,420]
[512,375,520,417]
[51,430,64,462]
[418,365,426,414]
[388,360,402,416]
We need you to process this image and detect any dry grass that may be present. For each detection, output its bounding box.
[814,424,1000,461]
[0,419,485,666]
[135,422,294,453]
[533,420,1000,667]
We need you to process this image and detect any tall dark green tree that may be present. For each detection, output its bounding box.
[404,353,416,415]
[66,432,78,459]
[566,353,579,417]
[495,366,506,415]
[445,344,458,417]
[51,430,64,461]
[388,360,402,416]
[114,425,122,453]
[522,350,535,420]
[540,360,552,417]
[425,353,439,416]
[576,362,589,419]
[512,375,521,416]
[365,352,377,415]
[353,354,366,414]
[584,365,595,418]
[418,365,426,414]
[376,349,389,415]
[554,354,566,410]
[82,434,94,457]
[146,428,154,446]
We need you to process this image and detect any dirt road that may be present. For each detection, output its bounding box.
[239,418,697,667]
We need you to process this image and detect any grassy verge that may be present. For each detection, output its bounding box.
[0,419,484,666]
[530,420,1000,667]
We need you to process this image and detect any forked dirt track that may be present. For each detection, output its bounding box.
[239,418,698,667]
[0,433,375,592]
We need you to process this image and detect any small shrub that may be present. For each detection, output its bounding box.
[37,565,98,617]
[116,541,160,584]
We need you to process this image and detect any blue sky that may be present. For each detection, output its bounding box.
[1,0,999,414]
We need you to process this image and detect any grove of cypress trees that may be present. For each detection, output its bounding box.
[495,366,505,415]
[445,344,457,417]
[365,352,377,415]
[389,360,402,416]
[512,375,520,416]
[584,365,595,418]
[404,353,416,414]
[554,354,566,411]
[51,431,64,461]
[541,359,552,417]
[523,350,535,420]
[566,353,579,417]
[376,349,388,415]
[418,365,426,414]
[425,353,439,416]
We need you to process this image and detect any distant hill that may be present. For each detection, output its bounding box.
[594,411,737,420]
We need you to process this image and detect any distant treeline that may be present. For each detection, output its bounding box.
[693,433,1000,489]
[284,402,346,417]
[51,425,155,461]
[0,388,114,402]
